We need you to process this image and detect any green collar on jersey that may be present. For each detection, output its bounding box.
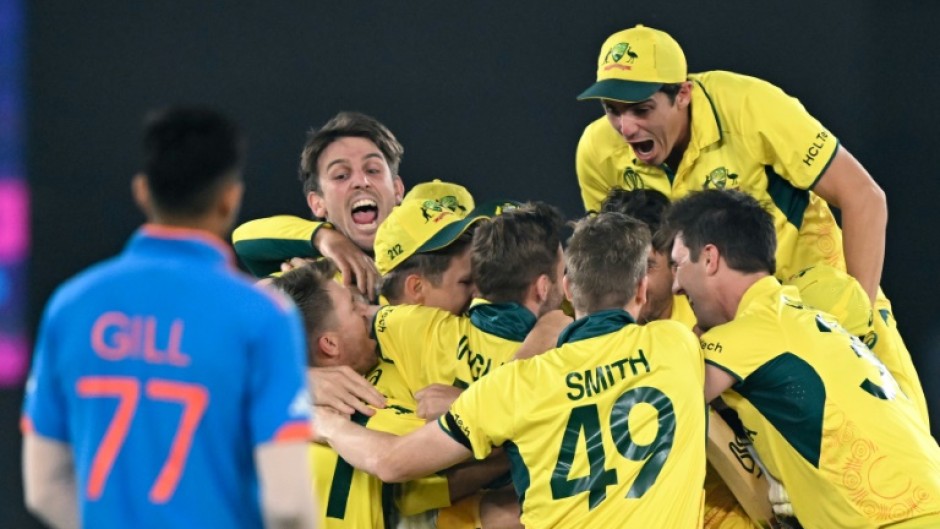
[557,309,636,346]
[468,300,537,342]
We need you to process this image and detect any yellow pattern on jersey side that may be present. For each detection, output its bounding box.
[702,277,940,528]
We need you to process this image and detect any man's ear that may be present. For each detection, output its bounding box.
[634,275,649,307]
[131,173,153,218]
[307,191,327,219]
[318,332,341,360]
[218,180,244,225]
[392,176,405,204]
[703,244,720,275]
[402,273,424,304]
[535,273,552,304]
[676,81,694,110]
[562,274,574,304]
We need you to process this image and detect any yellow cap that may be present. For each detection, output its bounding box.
[787,265,873,337]
[578,24,687,103]
[374,180,483,275]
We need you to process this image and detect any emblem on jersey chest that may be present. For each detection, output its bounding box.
[703,166,739,190]
[621,166,645,189]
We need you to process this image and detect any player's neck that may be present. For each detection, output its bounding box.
[721,272,771,323]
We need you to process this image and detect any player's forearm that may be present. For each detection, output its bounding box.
[321,414,409,482]
[22,435,79,529]
[255,442,318,529]
[840,188,886,303]
[444,448,510,502]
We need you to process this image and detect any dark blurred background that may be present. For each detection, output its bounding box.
[4,1,938,526]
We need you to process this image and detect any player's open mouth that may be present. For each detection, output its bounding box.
[631,140,655,160]
[351,199,379,226]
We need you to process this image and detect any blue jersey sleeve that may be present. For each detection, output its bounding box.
[22,300,70,441]
[247,292,312,445]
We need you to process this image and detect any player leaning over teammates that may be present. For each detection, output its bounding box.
[314,211,707,528]
[575,25,928,425]
[600,187,757,529]
[21,107,316,529]
[271,263,504,529]
[668,189,940,529]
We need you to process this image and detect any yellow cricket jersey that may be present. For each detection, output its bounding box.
[372,299,536,397]
[785,265,930,429]
[576,70,844,281]
[311,401,450,528]
[671,294,697,330]
[701,277,940,528]
[440,310,707,528]
[232,215,330,277]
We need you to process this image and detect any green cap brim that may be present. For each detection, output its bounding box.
[577,79,663,103]
[417,199,522,253]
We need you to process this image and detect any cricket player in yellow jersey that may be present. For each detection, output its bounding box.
[314,212,708,528]
[272,263,503,528]
[233,111,406,293]
[372,202,566,396]
[575,25,928,425]
[599,187,756,529]
[669,190,940,529]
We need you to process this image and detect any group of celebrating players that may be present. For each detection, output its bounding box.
[22,24,940,529]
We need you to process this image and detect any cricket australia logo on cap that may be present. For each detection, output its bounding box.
[703,166,739,190]
[603,42,639,70]
[420,195,467,222]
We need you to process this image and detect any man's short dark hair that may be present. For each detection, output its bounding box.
[380,231,473,304]
[566,212,650,314]
[666,190,776,274]
[472,202,565,304]
[600,188,672,253]
[270,260,338,366]
[658,83,683,104]
[142,106,245,217]
[298,111,404,196]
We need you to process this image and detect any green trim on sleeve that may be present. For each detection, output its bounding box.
[808,140,841,190]
[704,358,744,383]
[438,412,473,452]
[232,238,321,277]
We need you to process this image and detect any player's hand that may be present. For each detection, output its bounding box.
[514,309,573,360]
[312,405,348,444]
[280,257,317,273]
[415,384,464,420]
[313,227,379,301]
[308,366,386,417]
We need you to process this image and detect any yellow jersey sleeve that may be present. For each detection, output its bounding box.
[576,117,634,213]
[440,362,520,461]
[232,215,330,277]
[730,73,839,189]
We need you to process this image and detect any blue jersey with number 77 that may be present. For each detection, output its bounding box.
[22,225,312,529]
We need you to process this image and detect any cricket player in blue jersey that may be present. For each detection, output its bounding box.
[21,107,318,529]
